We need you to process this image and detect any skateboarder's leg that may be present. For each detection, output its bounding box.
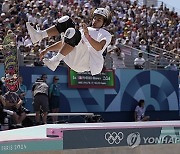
[26,16,75,44]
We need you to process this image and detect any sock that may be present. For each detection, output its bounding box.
[41,30,48,39]
[50,52,65,62]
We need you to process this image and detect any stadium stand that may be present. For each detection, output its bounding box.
[0,0,179,70]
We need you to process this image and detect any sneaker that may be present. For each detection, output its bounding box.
[43,58,59,71]
[26,22,42,44]
[16,124,23,128]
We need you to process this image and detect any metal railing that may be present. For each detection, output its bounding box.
[119,43,179,70]
[119,43,158,69]
[0,45,178,70]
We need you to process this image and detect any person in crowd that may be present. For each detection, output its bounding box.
[0,94,7,130]
[26,8,112,76]
[17,76,27,106]
[109,45,126,69]
[32,74,49,125]
[0,92,15,130]
[155,52,169,69]
[49,76,61,124]
[17,76,30,114]
[134,99,150,122]
[0,79,6,95]
[104,51,113,69]
[139,39,147,52]
[164,59,178,71]
[2,91,27,127]
[134,52,145,69]
[104,36,116,69]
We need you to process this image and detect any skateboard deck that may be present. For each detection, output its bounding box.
[1,32,20,92]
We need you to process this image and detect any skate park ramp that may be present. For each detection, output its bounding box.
[1,121,180,154]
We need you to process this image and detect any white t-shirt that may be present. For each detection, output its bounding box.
[64,27,112,75]
[135,106,145,121]
[134,57,145,65]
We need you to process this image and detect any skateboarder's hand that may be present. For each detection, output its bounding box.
[82,23,89,38]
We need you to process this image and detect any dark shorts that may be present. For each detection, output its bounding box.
[64,28,81,47]
[49,96,60,110]
[34,94,49,112]
[55,16,81,47]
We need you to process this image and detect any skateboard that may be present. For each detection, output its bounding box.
[1,32,20,92]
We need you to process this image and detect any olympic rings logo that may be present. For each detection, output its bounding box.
[105,132,124,144]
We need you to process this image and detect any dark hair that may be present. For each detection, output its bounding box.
[138,99,145,107]
[103,13,112,26]
[53,76,59,81]
[41,74,47,79]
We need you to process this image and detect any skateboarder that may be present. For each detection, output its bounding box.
[26,8,112,75]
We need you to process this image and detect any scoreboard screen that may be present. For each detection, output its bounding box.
[68,69,115,89]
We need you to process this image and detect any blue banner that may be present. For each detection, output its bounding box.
[19,66,179,113]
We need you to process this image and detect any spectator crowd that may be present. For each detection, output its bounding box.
[0,0,179,69]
